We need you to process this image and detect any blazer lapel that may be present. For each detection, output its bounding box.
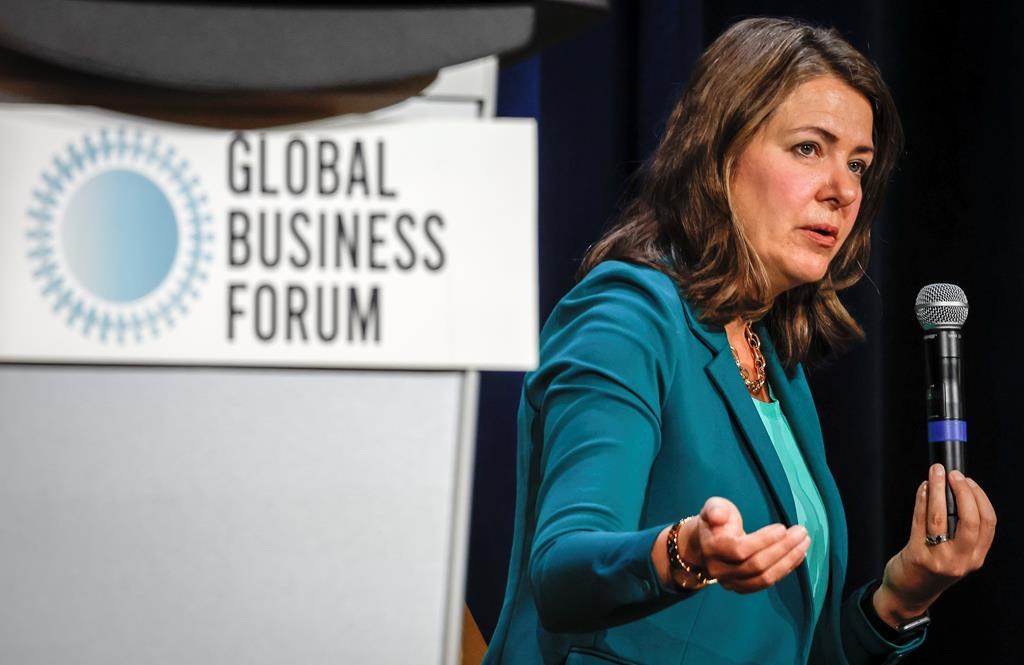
[756,324,849,612]
[680,304,801,529]
[680,302,815,632]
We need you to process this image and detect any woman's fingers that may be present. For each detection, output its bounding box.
[695,497,748,566]
[722,535,810,594]
[702,521,786,565]
[700,496,743,534]
[727,525,809,580]
[926,463,948,537]
[909,479,928,542]
[704,523,806,587]
[948,470,980,543]
[892,472,997,606]
[967,477,997,558]
[970,478,997,527]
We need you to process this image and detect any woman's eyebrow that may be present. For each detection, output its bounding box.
[790,126,874,154]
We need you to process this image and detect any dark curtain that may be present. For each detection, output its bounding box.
[467,2,1015,660]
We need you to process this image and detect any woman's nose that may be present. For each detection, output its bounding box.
[819,162,859,209]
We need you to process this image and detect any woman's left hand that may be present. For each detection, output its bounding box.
[874,463,997,626]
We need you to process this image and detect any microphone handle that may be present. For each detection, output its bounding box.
[924,329,966,538]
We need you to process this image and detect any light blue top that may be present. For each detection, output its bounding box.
[753,386,831,627]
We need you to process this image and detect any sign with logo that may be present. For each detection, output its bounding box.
[0,107,537,369]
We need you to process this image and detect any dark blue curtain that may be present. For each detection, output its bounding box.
[468,2,1014,660]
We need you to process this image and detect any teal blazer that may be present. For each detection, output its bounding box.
[483,261,925,665]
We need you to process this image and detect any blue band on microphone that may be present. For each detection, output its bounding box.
[928,420,967,443]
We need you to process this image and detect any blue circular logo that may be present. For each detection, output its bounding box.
[26,127,212,343]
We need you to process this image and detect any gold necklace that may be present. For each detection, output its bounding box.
[729,321,767,396]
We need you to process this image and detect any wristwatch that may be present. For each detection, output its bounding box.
[860,580,930,643]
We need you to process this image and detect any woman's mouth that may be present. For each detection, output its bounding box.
[799,224,839,248]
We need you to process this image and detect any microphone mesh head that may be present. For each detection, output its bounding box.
[915,283,969,330]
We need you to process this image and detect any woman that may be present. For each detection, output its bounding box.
[482,16,996,665]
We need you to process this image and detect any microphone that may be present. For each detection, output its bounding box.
[914,283,969,538]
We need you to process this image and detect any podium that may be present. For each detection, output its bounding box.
[0,72,536,665]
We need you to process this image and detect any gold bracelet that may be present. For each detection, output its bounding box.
[666,516,718,589]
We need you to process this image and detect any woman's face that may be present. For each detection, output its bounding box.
[729,76,875,297]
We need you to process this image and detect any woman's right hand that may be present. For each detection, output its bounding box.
[654,497,810,593]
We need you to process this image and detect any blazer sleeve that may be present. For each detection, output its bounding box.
[524,262,690,633]
[838,580,927,665]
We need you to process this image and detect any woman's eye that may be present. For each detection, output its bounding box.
[849,161,869,175]
[796,143,816,157]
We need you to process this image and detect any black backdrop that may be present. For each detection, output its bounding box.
[467,2,1016,660]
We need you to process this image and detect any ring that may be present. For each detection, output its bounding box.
[925,533,950,546]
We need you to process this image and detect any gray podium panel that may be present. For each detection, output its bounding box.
[0,366,475,665]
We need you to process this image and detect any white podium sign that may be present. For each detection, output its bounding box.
[0,107,537,370]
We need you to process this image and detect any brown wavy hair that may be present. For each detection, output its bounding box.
[577,17,903,367]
